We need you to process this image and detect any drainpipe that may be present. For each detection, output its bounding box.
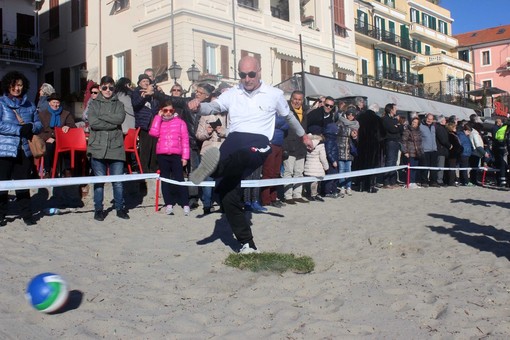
[232,0,237,80]
[330,0,336,78]
[99,1,102,76]
[171,0,175,64]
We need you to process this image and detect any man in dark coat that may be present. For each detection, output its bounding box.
[435,115,451,186]
[356,109,385,192]
[131,74,160,173]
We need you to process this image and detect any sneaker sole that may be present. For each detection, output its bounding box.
[189,147,220,185]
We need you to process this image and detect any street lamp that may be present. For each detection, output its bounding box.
[168,61,182,84]
[186,63,200,83]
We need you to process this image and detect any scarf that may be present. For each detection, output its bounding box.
[48,106,63,128]
[294,107,303,122]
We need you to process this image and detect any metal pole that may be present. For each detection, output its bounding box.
[330,0,336,78]
[171,0,175,63]
[299,34,305,93]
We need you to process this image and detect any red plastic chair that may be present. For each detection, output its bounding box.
[33,157,44,179]
[124,127,143,174]
[51,127,88,178]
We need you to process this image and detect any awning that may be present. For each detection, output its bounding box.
[467,87,507,97]
[303,73,475,120]
[273,48,301,63]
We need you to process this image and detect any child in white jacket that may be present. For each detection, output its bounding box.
[304,133,329,201]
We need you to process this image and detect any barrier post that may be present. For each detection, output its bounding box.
[407,163,411,189]
[155,170,160,212]
[481,167,487,186]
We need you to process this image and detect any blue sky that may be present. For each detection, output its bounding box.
[441,0,510,34]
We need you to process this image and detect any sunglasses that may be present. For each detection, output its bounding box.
[324,104,334,108]
[91,91,99,95]
[238,71,257,79]
[161,108,175,114]
[101,86,114,91]
[171,89,182,92]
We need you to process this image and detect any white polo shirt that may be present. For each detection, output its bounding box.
[198,81,290,140]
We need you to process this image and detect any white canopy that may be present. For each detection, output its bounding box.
[303,73,475,120]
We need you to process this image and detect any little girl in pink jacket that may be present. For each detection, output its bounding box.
[149,100,190,216]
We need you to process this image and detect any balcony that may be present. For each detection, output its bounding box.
[379,70,419,86]
[355,19,416,55]
[409,24,457,49]
[0,33,43,66]
[426,53,473,72]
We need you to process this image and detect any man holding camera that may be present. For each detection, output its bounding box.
[131,74,160,174]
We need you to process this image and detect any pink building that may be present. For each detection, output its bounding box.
[455,24,510,116]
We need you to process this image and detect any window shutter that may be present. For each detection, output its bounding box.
[254,53,261,66]
[60,67,70,98]
[106,55,113,77]
[221,45,229,79]
[202,40,207,73]
[71,0,79,31]
[125,49,132,80]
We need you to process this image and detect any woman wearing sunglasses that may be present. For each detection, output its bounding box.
[87,76,129,221]
[149,100,190,216]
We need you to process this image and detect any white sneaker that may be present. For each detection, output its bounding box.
[183,206,190,216]
[408,183,421,189]
[165,205,174,215]
[239,243,260,254]
[346,188,352,196]
[189,147,220,185]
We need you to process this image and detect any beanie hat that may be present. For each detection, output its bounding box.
[137,74,151,85]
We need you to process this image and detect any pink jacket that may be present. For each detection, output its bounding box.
[149,115,190,160]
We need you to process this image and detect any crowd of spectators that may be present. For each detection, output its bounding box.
[1,68,510,226]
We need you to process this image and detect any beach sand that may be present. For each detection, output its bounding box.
[0,182,509,339]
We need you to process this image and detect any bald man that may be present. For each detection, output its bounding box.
[188,56,312,253]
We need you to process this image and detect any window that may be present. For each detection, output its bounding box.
[384,0,395,8]
[238,0,258,10]
[438,20,447,34]
[204,42,218,74]
[112,50,132,80]
[71,0,88,31]
[152,43,168,82]
[49,0,60,40]
[424,45,431,56]
[410,8,420,23]
[110,0,129,15]
[309,66,320,75]
[203,41,230,79]
[333,0,347,37]
[482,50,490,65]
[482,80,492,88]
[422,13,429,28]
[271,0,289,21]
[16,14,35,46]
[281,59,293,81]
[337,72,347,80]
[458,50,469,62]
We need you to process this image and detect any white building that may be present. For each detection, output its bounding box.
[36,0,358,100]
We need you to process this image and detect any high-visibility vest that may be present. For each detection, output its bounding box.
[495,125,508,142]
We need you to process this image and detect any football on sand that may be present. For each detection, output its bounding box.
[25,273,69,313]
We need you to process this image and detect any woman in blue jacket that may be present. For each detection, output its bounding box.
[0,71,43,226]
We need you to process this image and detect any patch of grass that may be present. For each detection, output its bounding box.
[224,252,315,274]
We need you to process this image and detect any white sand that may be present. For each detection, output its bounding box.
[1,182,509,339]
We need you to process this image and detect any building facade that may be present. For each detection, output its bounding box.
[0,0,44,101]
[455,24,510,114]
[36,0,359,100]
[353,0,473,104]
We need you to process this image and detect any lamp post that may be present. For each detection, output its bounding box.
[168,61,182,84]
[185,63,201,96]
